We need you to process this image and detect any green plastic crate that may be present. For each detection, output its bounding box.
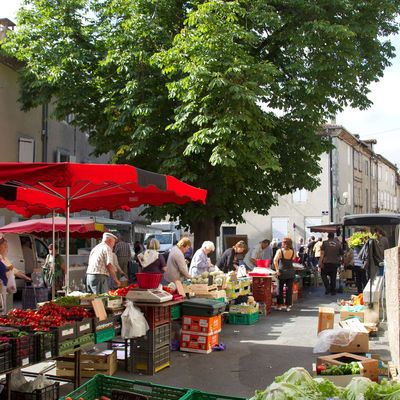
[60,374,193,400]
[188,391,246,400]
[58,338,78,356]
[95,327,115,343]
[171,305,182,320]
[77,333,95,349]
[228,312,259,325]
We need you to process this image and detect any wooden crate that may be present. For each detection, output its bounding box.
[56,350,117,378]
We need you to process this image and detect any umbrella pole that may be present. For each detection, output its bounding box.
[66,187,70,293]
[52,211,56,300]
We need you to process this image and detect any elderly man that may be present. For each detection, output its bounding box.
[86,232,121,294]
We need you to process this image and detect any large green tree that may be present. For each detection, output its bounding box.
[3,0,400,248]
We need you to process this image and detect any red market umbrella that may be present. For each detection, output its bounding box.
[0,217,107,238]
[0,162,207,289]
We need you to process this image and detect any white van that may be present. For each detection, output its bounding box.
[144,231,180,256]
[4,233,49,288]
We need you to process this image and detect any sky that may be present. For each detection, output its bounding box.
[1,1,399,167]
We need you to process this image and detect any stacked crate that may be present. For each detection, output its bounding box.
[180,314,222,354]
[251,276,272,314]
[131,304,172,375]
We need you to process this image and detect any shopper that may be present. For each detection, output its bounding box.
[137,239,166,274]
[164,237,192,283]
[189,241,215,277]
[43,243,66,292]
[273,237,295,312]
[86,232,120,294]
[319,232,343,295]
[217,240,248,273]
[375,228,390,252]
[114,234,132,275]
[353,247,367,294]
[313,238,323,267]
[243,239,271,270]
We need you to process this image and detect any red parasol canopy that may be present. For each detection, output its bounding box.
[0,162,207,289]
[0,162,206,216]
[0,217,107,238]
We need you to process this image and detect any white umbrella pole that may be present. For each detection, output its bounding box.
[66,187,70,293]
[52,211,56,300]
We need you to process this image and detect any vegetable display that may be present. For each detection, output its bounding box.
[318,362,361,376]
[252,367,400,400]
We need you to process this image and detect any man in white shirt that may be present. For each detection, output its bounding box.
[86,232,121,294]
[243,239,271,270]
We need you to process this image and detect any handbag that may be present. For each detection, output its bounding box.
[42,255,55,288]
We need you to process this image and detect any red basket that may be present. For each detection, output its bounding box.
[256,259,271,268]
[136,273,163,289]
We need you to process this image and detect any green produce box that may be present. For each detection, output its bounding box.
[228,312,259,325]
[171,305,182,320]
[95,327,115,343]
[60,374,193,400]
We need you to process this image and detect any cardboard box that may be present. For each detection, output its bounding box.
[340,309,365,322]
[312,363,363,387]
[317,352,378,381]
[330,318,369,353]
[318,307,335,333]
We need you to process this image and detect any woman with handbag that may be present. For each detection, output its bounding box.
[273,237,296,312]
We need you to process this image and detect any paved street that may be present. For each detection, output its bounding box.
[58,286,390,398]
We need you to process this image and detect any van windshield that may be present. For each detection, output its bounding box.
[148,233,173,245]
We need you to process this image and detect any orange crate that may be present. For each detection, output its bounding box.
[252,277,272,288]
[180,332,219,354]
[181,315,221,335]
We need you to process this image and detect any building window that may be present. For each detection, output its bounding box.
[378,166,382,181]
[364,160,369,176]
[353,150,358,170]
[366,188,369,212]
[292,189,308,203]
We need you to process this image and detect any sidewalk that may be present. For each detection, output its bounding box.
[58,286,390,398]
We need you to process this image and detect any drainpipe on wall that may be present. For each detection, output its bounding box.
[329,135,334,223]
[41,103,49,162]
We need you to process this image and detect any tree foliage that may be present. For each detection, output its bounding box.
[3,0,400,244]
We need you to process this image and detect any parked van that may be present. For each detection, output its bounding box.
[144,231,180,256]
[4,233,49,288]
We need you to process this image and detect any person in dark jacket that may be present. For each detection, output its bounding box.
[320,232,343,295]
[217,241,247,273]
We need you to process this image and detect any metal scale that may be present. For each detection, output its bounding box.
[126,288,173,303]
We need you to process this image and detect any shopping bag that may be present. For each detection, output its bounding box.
[6,270,17,294]
[121,301,149,338]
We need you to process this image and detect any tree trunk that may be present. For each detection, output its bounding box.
[191,217,221,264]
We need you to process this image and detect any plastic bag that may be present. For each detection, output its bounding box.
[313,329,358,353]
[121,301,149,339]
[9,369,28,391]
[6,270,17,294]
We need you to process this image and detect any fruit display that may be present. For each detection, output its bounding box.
[108,283,138,297]
[0,302,92,331]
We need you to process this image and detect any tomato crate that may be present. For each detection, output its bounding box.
[59,374,193,400]
[34,331,57,362]
[76,318,94,336]
[51,322,76,343]
[171,305,182,320]
[188,392,246,400]
[9,334,34,368]
[130,345,170,375]
[8,382,60,400]
[180,332,219,354]
[228,312,259,325]
[132,323,171,351]
[0,342,12,373]
[181,315,221,335]
[137,304,171,329]
[95,327,115,343]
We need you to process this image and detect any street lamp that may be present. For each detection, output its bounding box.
[337,191,349,206]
